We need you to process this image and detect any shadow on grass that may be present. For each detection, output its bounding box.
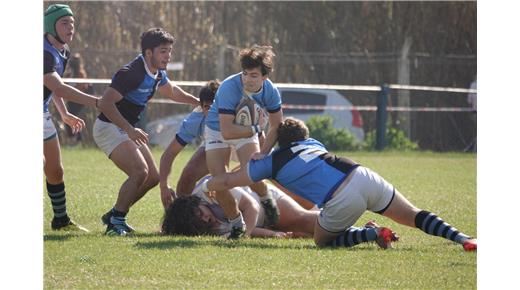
[125,232,162,238]
[44,234,77,242]
[134,238,317,250]
[134,236,425,252]
[133,238,421,251]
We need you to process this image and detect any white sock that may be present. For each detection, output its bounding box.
[228,212,245,228]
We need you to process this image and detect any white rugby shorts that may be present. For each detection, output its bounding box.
[204,126,258,151]
[318,166,395,233]
[43,112,57,141]
[93,118,132,156]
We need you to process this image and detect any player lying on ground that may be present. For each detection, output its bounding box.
[201,117,477,251]
[162,176,398,248]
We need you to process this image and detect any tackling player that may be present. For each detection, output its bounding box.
[201,117,477,251]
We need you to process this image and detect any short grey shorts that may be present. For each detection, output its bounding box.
[93,118,131,156]
[318,166,395,233]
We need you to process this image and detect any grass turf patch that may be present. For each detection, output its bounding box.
[44,147,476,289]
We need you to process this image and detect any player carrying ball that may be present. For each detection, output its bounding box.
[203,45,283,239]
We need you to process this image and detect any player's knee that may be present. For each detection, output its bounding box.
[147,171,160,188]
[131,166,149,184]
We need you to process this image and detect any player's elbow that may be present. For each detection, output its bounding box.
[53,83,69,99]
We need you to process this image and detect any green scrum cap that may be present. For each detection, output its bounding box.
[44,4,74,41]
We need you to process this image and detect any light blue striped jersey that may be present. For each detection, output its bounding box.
[247,138,359,207]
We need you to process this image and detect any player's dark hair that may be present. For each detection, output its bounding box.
[140,27,175,56]
[277,117,309,148]
[239,45,275,76]
[161,195,213,236]
[199,79,220,105]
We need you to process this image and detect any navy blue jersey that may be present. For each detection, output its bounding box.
[43,35,70,113]
[98,55,169,126]
[175,107,206,146]
[248,138,359,206]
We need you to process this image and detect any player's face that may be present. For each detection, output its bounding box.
[151,44,172,70]
[242,67,267,93]
[197,204,220,229]
[55,16,75,43]
[201,101,213,116]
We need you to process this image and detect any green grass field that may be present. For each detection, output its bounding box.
[44,147,476,289]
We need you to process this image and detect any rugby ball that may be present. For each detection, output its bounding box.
[234,97,258,126]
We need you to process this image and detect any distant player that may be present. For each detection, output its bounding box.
[201,117,477,251]
[159,80,220,209]
[94,28,199,236]
[204,45,283,239]
[43,4,99,231]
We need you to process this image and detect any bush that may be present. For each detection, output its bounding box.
[363,127,419,151]
[305,115,362,151]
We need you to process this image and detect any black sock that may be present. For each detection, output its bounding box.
[110,208,128,225]
[46,181,68,220]
[326,227,378,247]
[414,210,470,244]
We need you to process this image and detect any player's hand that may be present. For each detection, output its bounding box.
[204,190,218,201]
[128,127,149,146]
[250,152,265,160]
[62,113,85,134]
[160,186,176,209]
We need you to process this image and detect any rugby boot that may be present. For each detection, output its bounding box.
[260,196,280,227]
[463,238,477,251]
[105,223,128,236]
[51,216,90,232]
[102,210,135,233]
[365,220,399,249]
[228,225,246,240]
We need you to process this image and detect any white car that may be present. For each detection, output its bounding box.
[278,88,365,142]
[146,114,192,149]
